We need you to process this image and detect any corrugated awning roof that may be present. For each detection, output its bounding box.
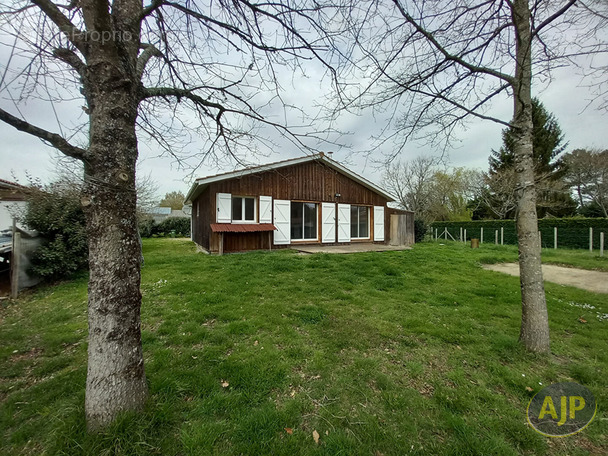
[211,223,276,233]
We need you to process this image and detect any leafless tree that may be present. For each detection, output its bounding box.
[0,0,340,430]
[383,156,440,220]
[329,0,604,353]
[574,1,608,111]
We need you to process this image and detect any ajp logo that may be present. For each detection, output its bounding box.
[527,382,596,437]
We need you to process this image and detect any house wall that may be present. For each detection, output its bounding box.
[192,160,397,253]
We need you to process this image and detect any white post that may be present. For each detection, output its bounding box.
[464,229,467,243]
[554,227,557,250]
[600,232,604,257]
[460,227,463,242]
[500,227,504,245]
[435,228,438,241]
[11,229,21,299]
[538,230,542,248]
[495,230,498,245]
[589,227,593,253]
[480,227,484,243]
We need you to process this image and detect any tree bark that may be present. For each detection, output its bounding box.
[82,91,148,430]
[80,2,148,430]
[512,0,550,353]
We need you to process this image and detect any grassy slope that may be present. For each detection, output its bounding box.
[0,239,606,456]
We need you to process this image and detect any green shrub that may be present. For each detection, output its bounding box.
[138,218,155,238]
[414,219,427,243]
[155,217,190,237]
[139,217,191,238]
[22,183,88,280]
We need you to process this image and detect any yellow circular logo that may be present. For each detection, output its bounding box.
[527,382,597,437]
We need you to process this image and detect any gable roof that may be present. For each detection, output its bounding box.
[184,153,396,204]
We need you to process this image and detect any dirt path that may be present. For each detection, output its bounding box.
[483,263,608,294]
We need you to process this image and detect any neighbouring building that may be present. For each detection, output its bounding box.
[145,207,187,223]
[0,179,27,231]
[184,153,414,254]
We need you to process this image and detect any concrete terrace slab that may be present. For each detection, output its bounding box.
[483,263,608,294]
[294,244,412,254]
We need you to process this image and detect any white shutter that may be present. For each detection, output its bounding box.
[374,206,385,241]
[273,199,290,245]
[337,204,351,243]
[259,196,272,223]
[216,193,231,223]
[321,202,336,243]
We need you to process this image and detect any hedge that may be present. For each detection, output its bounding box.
[139,217,191,238]
[430,218,608,250]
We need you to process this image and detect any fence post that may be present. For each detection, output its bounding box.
[11,230,21,299]
[538,230,541,248]
[500,227,504,245]
[435,228,438,241]
[554,227,557,250]
[460,227,463,242]
[480,227,484,243]
[601,232,604,257]
[495,230,498,245]
[464,229,467,243]
[589,227,593,253]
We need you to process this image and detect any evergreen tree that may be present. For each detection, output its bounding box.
[486,98,575,218]
[489,98,567,178]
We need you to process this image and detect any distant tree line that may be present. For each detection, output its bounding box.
[384,99,608,222]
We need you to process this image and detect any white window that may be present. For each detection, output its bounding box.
[350,205,370,239]
[291,202,318,240]
[232,196,256,222]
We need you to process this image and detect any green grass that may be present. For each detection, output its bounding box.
[1,239,607,455]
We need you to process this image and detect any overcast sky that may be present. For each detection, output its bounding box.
[1,63,605,202]
[1,5,606,202]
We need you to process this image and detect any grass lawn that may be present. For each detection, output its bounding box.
[1,239,607,455]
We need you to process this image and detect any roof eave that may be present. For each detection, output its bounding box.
[184,153,397,203]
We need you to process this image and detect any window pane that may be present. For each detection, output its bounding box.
[291,202,303,239]
[304,203,317,239]
[359,207,369,238]
[244,197,255,221]
[232,197,242,221]
[351,206,358,238]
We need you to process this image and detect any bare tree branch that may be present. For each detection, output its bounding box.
[0,107,87,160]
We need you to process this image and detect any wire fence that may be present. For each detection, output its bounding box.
[430,218,608,255]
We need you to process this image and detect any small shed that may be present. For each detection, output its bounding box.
[185,153,415,254]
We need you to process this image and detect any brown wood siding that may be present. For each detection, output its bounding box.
[193,159,393,252]
[208,161,388,205]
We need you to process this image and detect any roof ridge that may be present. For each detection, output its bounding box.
[194,153,324,182]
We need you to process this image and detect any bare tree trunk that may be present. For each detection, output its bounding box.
[81,14,148,429]
[512,0,550,353]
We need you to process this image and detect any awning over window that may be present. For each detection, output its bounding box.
[210,223,276,233]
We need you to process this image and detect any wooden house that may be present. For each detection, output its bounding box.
[184,154,413,254]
